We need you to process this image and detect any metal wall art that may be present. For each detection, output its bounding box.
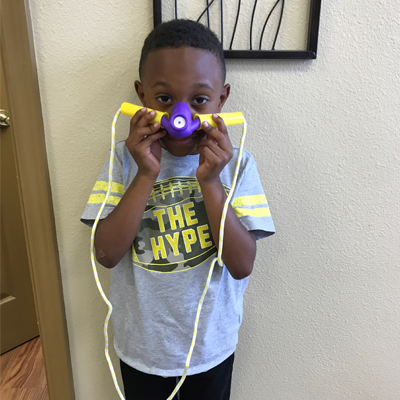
[153,0,321,59]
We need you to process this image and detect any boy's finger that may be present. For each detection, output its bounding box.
[141,130,166,143]
[209,140,228,159]
[129,107,147,133]
[212,113,228,135]
[135,131,165,152]
[202,121,231,152]
[197,144,219,163]
[201,120,214,134]
[136,109,157,128]
[137,122,160,138]
[128,123,160,146]
[202,117,227,139]
[197,139,224,159]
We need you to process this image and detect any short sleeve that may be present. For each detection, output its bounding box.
[80,148,125,227]
[232,155,275,240]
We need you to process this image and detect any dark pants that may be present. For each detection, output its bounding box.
[120,353,235,400]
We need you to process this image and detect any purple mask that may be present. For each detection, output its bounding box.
[161,102,201,138]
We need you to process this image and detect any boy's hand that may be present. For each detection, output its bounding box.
[196,114,233,184]
[125,108,166,179]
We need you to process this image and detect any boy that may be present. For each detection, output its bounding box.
[81,19,275,400]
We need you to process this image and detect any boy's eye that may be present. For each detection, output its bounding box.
[157,95,172,104]
[193,97,208,105]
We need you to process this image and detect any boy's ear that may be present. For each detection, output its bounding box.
[135,80,146,106]
[218,84,231,111]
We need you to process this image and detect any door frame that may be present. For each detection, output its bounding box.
[1,1,75,398]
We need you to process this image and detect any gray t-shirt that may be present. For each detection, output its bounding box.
[81,141,275,376]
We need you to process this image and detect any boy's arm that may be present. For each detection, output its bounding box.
[94,173,156,268]
[94,108,165,268]
[201,180,256,279]
[196,115,256,280]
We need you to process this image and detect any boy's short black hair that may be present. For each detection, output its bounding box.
[139,19,226,83]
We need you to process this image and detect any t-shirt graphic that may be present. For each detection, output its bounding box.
[81,143,276,377]
[132,176,229,273]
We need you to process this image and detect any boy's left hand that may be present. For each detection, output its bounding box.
[196,114,233,183]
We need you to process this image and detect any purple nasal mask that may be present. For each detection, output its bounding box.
[161,102,201,138]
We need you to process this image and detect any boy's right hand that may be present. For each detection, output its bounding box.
[125,108,166,179]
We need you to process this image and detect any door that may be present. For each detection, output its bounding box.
[0,54,39,354]
[0,1,75,397]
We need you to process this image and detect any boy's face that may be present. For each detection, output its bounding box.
[135,47,230,157]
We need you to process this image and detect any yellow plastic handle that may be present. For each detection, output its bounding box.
[195,112,244,128]
[120,102,168,126]
[121,103,244,130]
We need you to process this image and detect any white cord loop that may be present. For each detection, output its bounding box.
[90,110,247,400]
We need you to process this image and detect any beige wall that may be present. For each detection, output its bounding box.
[29,1,400,399]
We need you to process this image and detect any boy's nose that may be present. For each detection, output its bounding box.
[162,102,201,138]
[167,102,197,120]
[171,102,196,123]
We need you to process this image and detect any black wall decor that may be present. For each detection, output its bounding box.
[153,0,321,59]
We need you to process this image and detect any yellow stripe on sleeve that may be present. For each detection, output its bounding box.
[93,181,125,195]
[232,194,267,208]
[234,207,271,218]
[88,193,122,206]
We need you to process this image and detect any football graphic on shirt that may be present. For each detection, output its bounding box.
[132,177,230,273]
